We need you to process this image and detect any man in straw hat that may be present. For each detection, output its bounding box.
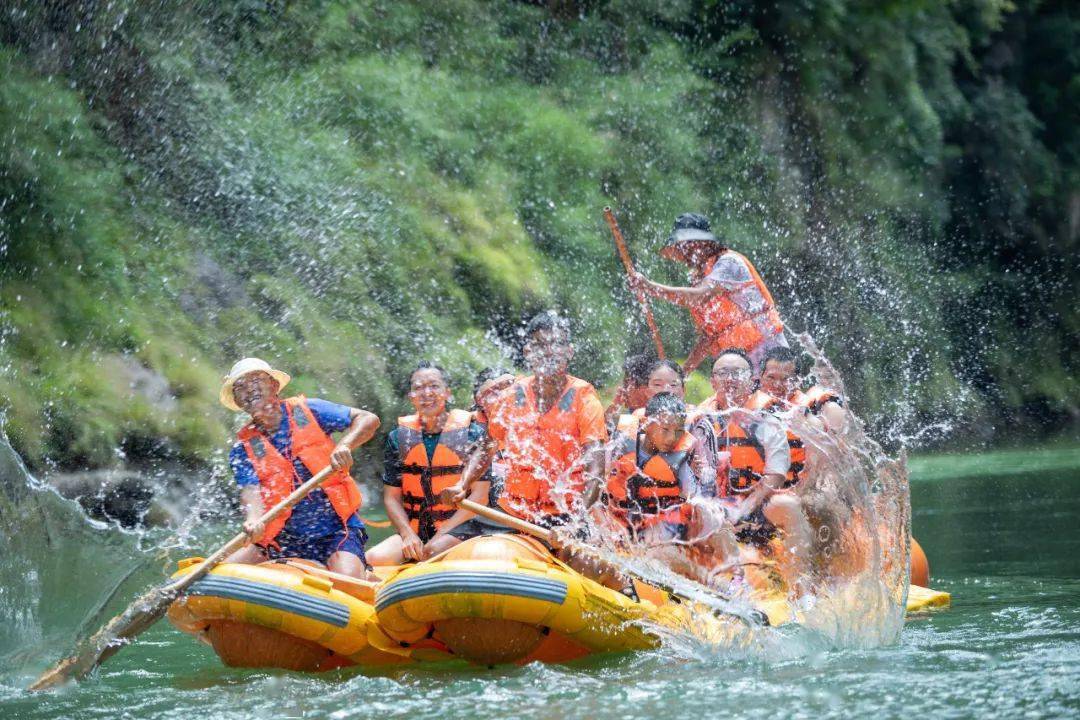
[220,357,380,579]
[629,212,788,374]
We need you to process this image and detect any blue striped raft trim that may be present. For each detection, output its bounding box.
[188,576,352,628]
[375,571,568,613]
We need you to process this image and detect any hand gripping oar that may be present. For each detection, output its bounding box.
[29,464,338,691]
[457,499,768,627]
[603,207,666,359]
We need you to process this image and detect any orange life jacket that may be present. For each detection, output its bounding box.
[689,250,784,352]
[396,409,474,541]
[607,414,696,530]
[746,389,803,488]
[709,417,767,495]
[237,395,362,545]
[493,376,604,520]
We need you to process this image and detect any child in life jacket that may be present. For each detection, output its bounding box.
[604,392,739,579]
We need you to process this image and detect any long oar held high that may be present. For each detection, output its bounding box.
[603,207,666,360]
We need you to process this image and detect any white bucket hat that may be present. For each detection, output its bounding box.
[219,357,291,412]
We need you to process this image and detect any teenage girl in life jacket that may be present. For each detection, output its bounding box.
[628,213,788,375]
[220,358,380,580]
[367,362,496,565]
[602,353,655,432]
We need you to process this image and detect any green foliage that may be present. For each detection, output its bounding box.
[0,0,1076,468]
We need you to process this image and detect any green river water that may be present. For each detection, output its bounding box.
[2,446,1078,719]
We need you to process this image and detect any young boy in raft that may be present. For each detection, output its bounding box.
[604,392,739,581]
[637,359,719,492]
[367,362,497,565]
[221,357,380,579]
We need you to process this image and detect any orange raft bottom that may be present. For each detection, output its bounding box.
[205,619,354,672]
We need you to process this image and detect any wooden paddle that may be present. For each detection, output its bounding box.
[603,207,666,359]
[29,464,338,691]
[458,499,769,627]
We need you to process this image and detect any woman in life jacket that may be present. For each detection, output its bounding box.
[756,346,846,434]
[367,362,496,565]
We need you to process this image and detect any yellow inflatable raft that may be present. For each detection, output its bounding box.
[167,534,949,671]
[166,557,411,670]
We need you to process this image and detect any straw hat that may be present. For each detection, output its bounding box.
[219,357,291,412]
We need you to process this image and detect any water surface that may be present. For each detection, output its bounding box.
[3,448,1078,719]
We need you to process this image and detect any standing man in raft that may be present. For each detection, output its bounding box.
[477,311,608,527]
[220,357,381,579]
[629,213,787,374]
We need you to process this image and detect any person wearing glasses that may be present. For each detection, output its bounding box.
[699,348,813,587]
[366,362,496,565]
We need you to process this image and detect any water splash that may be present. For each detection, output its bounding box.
[525,331,913,659]
[0,421,235,683]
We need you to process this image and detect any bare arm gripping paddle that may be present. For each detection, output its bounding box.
[458,499,768,628]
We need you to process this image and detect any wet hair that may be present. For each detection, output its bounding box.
[647,359,685,385]
[524,310,571,342]
[624,354,655,387]
[644,391,686,419]
[473,366,513,399]
[411,360,450,386]
[760,346,799,372]
[714,347,751,368]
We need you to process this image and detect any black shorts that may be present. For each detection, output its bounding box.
[734,508,777,547]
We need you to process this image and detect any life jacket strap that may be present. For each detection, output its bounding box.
[400,464,465,476]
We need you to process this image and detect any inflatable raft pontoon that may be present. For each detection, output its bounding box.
[167,534,949,671]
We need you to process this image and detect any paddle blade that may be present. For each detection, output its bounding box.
[28,582,175,691]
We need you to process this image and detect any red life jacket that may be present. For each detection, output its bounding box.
[689,250,784,353]
[396,409,474,541]
[237,395,362,545]
[607,414,696,530]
